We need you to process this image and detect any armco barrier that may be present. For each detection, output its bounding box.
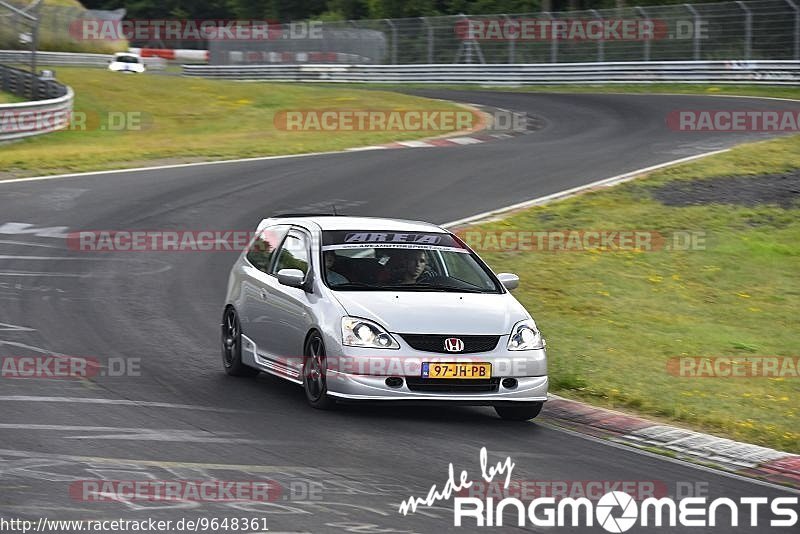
[181,61,800,85]
[0,50,112,67]
[0,50,168,69]
[0,64,73,141]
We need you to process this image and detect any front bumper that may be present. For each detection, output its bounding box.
[324,335,548,402]
[326,371,548,402]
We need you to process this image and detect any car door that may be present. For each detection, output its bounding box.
[238,224,290,357]
[265,227,315,373]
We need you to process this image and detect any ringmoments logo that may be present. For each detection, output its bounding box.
[398,448,799,530]
[595,492,638,533]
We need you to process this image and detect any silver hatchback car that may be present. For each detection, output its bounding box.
[222,215,548,420]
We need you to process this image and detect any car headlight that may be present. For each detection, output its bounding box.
[342,317,399,349]
[507,319,545,351]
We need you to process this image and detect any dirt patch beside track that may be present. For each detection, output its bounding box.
[651,171,800,209]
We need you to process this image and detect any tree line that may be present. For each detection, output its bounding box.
[79,0,726,22]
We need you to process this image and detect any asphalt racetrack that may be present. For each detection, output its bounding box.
[1,91,798,533]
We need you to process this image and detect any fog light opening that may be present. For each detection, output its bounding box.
[502,378,518,389]
[385,377,404,388]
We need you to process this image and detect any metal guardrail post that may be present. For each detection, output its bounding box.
[590,9,604,62]
[736,1,752,60]
[684,3,701,61]
[30,0,42,78]
[383,19,397,64]
[502,15,515,63]
[454,14,485,64]
[542,12,557,63]
[787,0,800,61]
[31,1,43,98]
[636,6,651,61]
[421,17,433,63]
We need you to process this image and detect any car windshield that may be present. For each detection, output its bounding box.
[321,230,502,293]
[115,55,139,63]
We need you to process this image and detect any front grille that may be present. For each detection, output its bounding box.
[399,334,500,354]
[405,377,500,393]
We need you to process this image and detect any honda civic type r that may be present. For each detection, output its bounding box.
[221,215,548,420]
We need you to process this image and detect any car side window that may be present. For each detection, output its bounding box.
[246,225,289,273]
[441,250,491,287]
[273,232,310,276]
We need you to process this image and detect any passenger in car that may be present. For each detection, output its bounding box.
[324,251,349,285]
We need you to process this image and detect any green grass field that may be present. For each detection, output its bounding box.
[0,68,472,177]
[0,92,23,103]
[467,134,800,452]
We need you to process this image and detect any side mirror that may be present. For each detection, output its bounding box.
[497,273,519,291]
[277,268,306,289]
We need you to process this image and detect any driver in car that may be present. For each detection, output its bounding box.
[393,249,435,285]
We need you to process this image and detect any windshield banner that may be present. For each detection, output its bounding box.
[321,231,469,253]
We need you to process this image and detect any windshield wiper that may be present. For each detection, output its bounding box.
[432,286,487,293]
[329,282,379,290]
[331,282,491,293]
[379,284,488,293]
[431,283,496,293]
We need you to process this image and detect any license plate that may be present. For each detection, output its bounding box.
[421,362,491,379]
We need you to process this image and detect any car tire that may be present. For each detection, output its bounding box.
[221,307,259,377]
[303,332,336,410]
[494,402,543,421]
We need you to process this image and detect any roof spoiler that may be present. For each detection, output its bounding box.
[271,213,339,218]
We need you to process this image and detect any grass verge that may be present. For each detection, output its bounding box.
[0,91,23,104]
[0,68,473,178]
[466,134,800,452]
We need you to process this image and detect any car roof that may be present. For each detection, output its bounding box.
[259,215,446,233]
